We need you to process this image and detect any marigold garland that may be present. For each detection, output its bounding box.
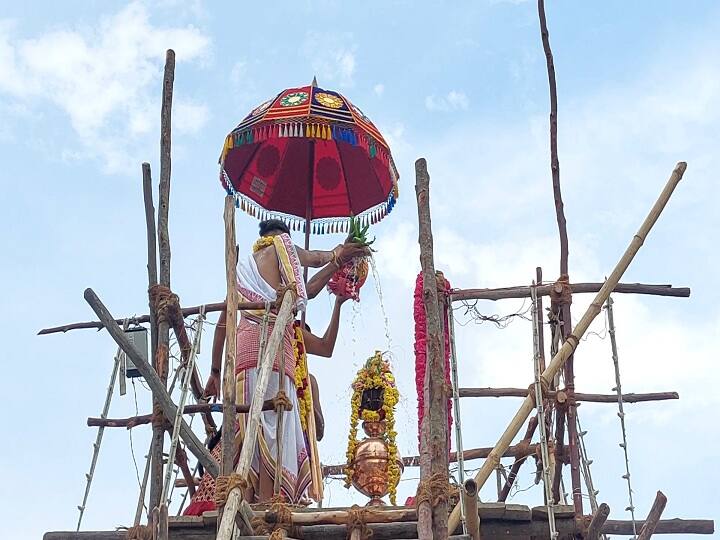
[252,235,275,253]
[291,322,312,432]
[345,351,400,505]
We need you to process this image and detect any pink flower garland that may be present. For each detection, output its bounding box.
[413,271,453,451]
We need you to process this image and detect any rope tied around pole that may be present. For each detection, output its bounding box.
[272,390,294,412]
[549,274,572,311]
[125,524,153,540]
[149,284,179,325]
[150,402,172,431]
[214,473,247,507]
[415,472,452,507]
[274,283,298,310]
[346,504,373,540]
[253,496,294,538]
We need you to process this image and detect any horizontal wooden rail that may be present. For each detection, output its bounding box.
[451,282,690,302]
[459,387,679,403]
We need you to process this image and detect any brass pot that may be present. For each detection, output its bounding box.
[351,421,403,506]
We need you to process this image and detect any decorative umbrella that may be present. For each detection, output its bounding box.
[219,80,399,248]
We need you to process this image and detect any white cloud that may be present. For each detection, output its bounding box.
[425,90,469,111]
[229,60,246,86]
[174,99,209,134]
[373,83,385,96]
[0,2,210,173]
[304,32,356,88]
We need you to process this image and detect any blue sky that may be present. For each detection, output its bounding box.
[1,1,718,538]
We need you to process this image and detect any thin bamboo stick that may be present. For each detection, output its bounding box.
[447,162,687,534]
[216,289,295,540]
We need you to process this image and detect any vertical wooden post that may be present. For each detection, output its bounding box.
[537,0,583,514]
[415,158,449,540]
[637,491,668,540]
[222,196,238,476]
[149,48,175,514]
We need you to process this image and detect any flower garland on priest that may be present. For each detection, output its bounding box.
[344,351,400,505]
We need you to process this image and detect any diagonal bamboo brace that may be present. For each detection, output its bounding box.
[448,162,687,534]
[216,289,296,540]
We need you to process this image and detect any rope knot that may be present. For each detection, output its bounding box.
[414,472,451,508]
[549,274,572,310]
[151,402,172,431]
[125,524,153,540]
[214,473,247,507]
[346,504,372,540]
[149,284,180,325]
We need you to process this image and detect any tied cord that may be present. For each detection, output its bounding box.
[414,472,451,508]
[549,274,572,310]
[149,284,180,325]
[253,496,294,537]
[125,524,153,540]
[346,505,372,540]
[151,402,172,431]
[214,473,248,507]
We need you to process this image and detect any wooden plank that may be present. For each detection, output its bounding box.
[531,505,575,518]
[478,503,531,521]
[222,196,238,476]
[637,490,668,540]
[586,502,610,540]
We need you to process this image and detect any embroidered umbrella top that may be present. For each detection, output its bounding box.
[219,83,399,235]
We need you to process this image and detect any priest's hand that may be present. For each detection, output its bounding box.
[204,370,221,402]
[337,241,370,263]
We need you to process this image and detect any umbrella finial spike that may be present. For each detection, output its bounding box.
[311,76,318,88]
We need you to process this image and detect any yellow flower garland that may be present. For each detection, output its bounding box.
[345,351,400,505]
[252,235,274,253]
[291,323,312,432]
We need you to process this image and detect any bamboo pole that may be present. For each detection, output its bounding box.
[415,158,449,540]
[637,491,668,540]
[216,289,295,540]
[447,162,688,534]
[459,387,679,403]
[587,502,610,540]
[450,282,690,303]
[463,479,481,540]
[222,196,238,476]
[84,288,218,476]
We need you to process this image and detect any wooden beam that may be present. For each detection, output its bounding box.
[460,387,680,403]
[586,502,610,540]
[38,301,267,335]
[415,157,450,540]
[638,491,668,540]
[450,282,690,302]
[603,517,713,535]
[447,162,688,534]
[87,400,282,428]
[83,288,218,477]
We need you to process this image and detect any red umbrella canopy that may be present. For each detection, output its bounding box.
[219,84,399,234]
